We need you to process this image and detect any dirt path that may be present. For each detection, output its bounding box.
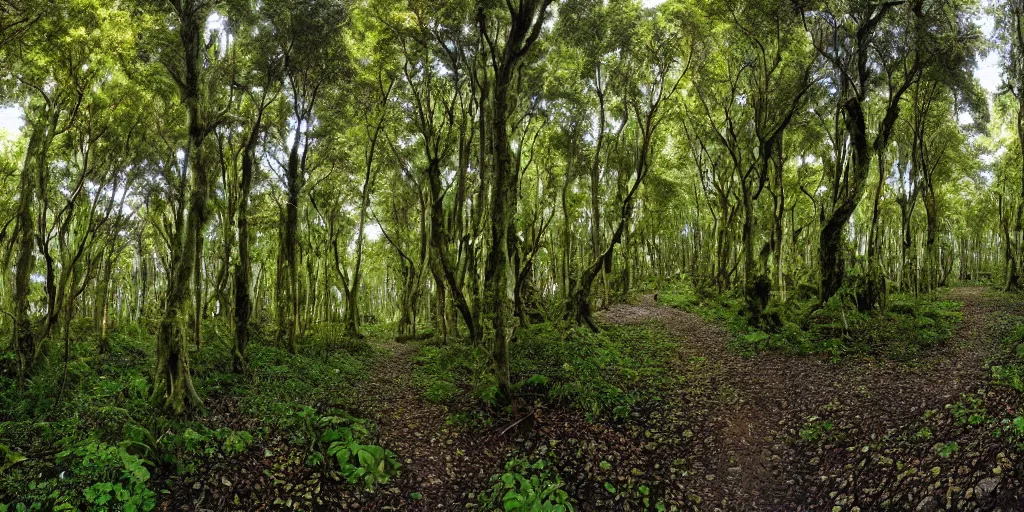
[349,341,503,510]
[599,287,1023,511]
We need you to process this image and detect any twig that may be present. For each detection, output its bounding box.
[496,409,535,437]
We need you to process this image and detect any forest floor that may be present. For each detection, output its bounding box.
[166,286,1024,511]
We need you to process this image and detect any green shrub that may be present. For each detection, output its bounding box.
[511,323,674,419]
[990,314,1024,393]
[323,426,400,490]
[798,416,836,443]
[4,441,157,512]
[240,342,368,423]
[992,365,1024,393]
[478,456,574,512]
[304,322,375,356]
[150,425,255,474]
[287,406,399,491]
[998,416,1024,451]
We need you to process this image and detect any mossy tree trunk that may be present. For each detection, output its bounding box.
[152,0,213,415]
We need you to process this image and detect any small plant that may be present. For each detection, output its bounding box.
[934,441,959,458]
[154,425,254,474]
[414,322,675,420]
[221,429,255,456]
[912,427,934,442]
[290,406,400,491]
[995,416,1024,450]
[991,365,1024,393]
[323,425,401,490]
[45,441,157,511]
[478,456,575,512]
[799,416,836,443]
[948,394,988,426]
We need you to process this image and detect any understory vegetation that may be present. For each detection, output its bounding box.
[414,323,676,420]
[0,322,390,510]
[991,312,1024,395]
[659,277,963,360]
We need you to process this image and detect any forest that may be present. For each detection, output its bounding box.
[1,0,1024,509]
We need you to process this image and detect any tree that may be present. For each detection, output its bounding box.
[993,0,1024,290]
[804,0,969,304]
[7,0,135,380]
[149,0,231,414]
[567,0,696,330]
[262,0,348,351]
[478,0,554,400]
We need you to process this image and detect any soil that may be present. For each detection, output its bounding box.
[165,287,1024,511]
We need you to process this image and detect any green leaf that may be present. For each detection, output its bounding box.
[936,442,959,458]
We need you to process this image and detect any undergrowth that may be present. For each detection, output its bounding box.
[990,311,1024,394]
[0,318,384,509]
[659,278,962,361]
[412,322,675,420]
[476,455,574,512]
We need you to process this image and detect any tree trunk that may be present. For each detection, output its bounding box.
[11,111,49,381]
[569,124,653,330]
[153,0,209,414]
[278,128,302,352]
[923,190,939,292]
[427,158,481,343]
[97,251,114,354]
[233,111,261,373]
[478,0,553,402]
[344,156,374,338]
[864,149,887,311]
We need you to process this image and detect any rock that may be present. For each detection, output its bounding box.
[917,496,937,511]
[974,477,999,498]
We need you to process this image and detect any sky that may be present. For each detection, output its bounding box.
[0,106,22,136]
[976,14,1002,95]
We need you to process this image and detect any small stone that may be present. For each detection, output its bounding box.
[975,477,999,498]
[917,496,937,511]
